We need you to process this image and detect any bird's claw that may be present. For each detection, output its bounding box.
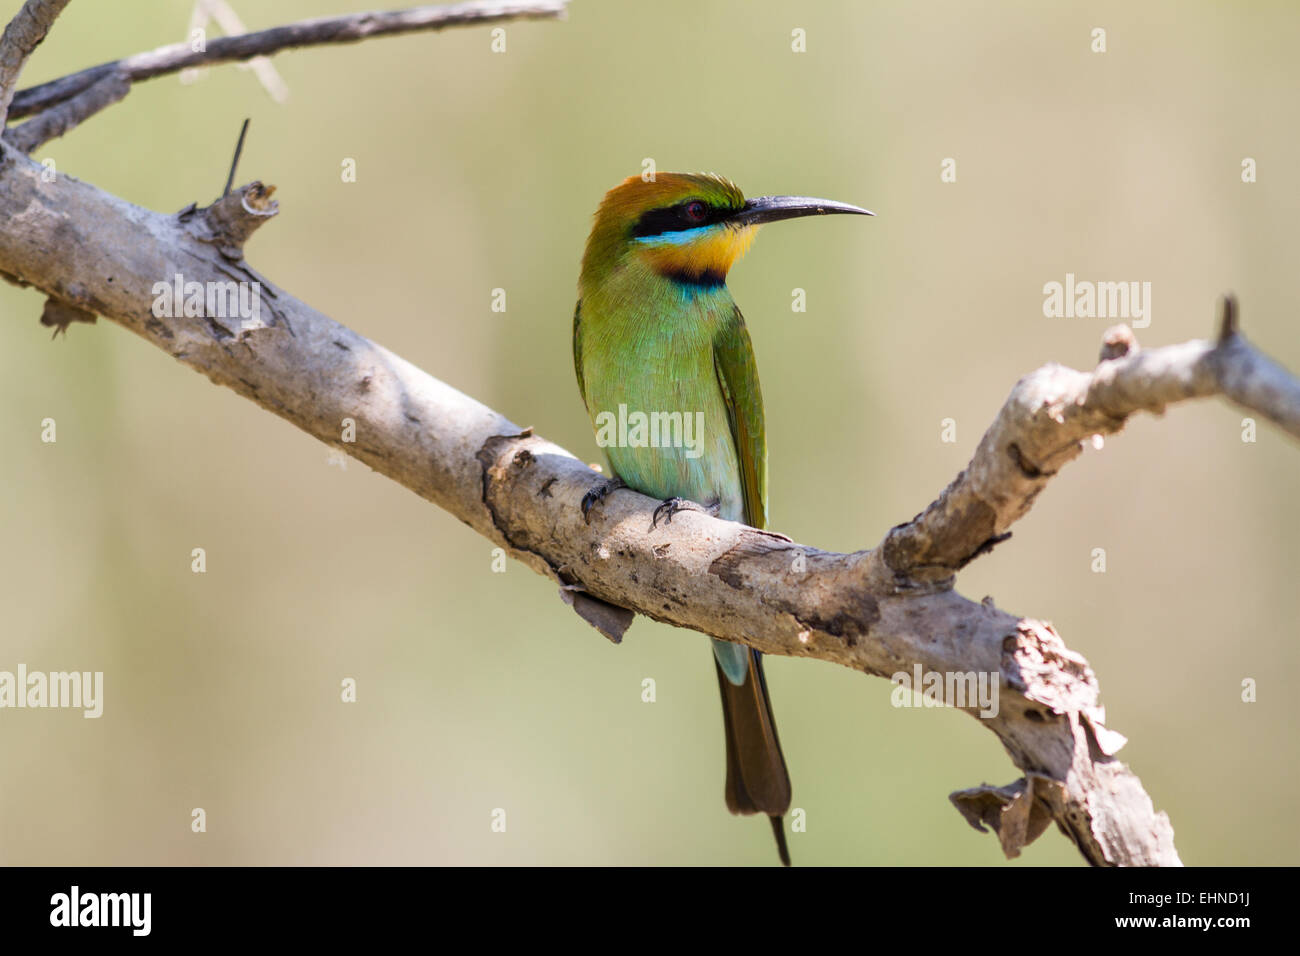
[581,476,625,524]
[651,496,719,529]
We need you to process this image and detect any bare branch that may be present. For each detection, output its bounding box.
[7,0,569,122]
[4,69,128,152]
[881,304,1300,583]
[0,0,72,126]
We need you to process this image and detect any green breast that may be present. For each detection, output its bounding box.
[576,274,745,522]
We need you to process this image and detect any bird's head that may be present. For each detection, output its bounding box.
[579,172,872,293]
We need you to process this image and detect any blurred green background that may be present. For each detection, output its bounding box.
[1,0,1297,866]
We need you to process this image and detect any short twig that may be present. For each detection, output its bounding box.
[223,118,250,197]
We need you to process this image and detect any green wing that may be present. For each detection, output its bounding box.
[572,299,587,410]
[712,306,768,530]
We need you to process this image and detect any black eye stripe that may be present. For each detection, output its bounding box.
[631,200,732,238]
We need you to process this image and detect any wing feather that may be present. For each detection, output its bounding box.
[712,306,767,529]
[572,299,587,410]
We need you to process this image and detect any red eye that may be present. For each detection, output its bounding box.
[684,201,707,222]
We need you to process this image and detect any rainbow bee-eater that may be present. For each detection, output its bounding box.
[572,172,872,865]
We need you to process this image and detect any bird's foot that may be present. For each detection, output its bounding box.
[651,496,720,529]
[580,476,625,524]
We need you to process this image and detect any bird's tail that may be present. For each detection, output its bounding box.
[714,648,792,866]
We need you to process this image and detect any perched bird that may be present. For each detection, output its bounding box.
[572,172,872,865]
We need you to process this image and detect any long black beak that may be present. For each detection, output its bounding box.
[729,195,875,227]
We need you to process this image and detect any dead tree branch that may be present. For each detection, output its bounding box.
[2,0,1296,867]
[0,0,71,126]
[4,0,568,123]
[6,68,128,152]
[882,304,1300,585]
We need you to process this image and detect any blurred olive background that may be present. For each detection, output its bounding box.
[1,0,1297,866]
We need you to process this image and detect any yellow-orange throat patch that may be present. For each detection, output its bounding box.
[635,223,758,283]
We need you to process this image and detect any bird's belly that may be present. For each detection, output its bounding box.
[585,354,744,523]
